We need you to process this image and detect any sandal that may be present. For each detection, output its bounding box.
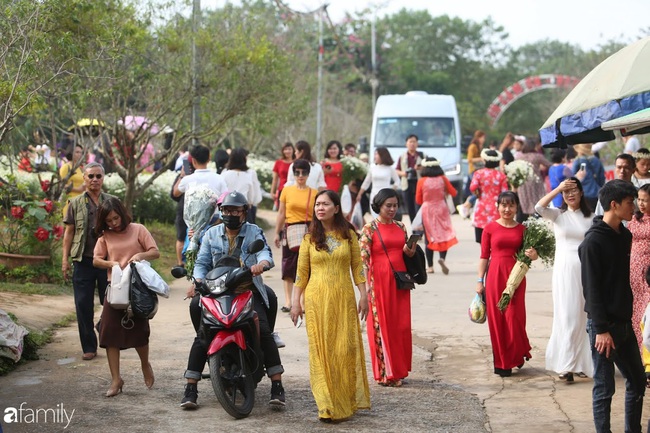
[280,306,290,313]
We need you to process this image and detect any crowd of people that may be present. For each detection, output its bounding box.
[30,126,650,430]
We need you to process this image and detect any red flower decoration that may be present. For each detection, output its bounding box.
[52,225,64,240]
[40,180,51,192]
[34,227,50,241]
[11,206,25,219]
[43,199,54,214]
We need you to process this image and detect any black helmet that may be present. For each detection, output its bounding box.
[220,191,249,210]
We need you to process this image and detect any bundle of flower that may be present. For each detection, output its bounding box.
[183,185,218,276]
[497,217,555,312]
[504,160,535,189]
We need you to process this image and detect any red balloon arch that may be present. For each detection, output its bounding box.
[487,74,580,127]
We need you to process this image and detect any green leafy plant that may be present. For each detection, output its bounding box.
[0,184,62,257]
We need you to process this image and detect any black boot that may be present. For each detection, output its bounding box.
[180,383,198,409]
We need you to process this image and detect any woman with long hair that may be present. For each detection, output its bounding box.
[284,140,326,191]
[535,177,593,381]
[360,188,417,387]
[274,159,318,313]
[515,139,551,222]
[470,149,508,243]
[221,147,262,224]
[270,142,295,208]
[353,147,400,218]
[290,190,370,422]
[628,183,650,381]
[459,130,486,215]
[477,191,538,377]
[321,140,344,193]
[415,157,458,274]
[92,197,160,397]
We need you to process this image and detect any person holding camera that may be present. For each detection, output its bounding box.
[321,140,344,193]
[395,134,423,221]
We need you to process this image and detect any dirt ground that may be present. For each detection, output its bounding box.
[1,211,642,433]
[0,278,486,433]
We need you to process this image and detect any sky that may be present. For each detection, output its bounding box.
[200,0,650,50]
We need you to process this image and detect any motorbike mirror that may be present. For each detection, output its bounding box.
[171,266,187,279]
[247,239,265,255]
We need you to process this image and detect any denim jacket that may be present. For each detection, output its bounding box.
[193,222,274,307]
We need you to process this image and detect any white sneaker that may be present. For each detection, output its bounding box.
[456,204,469,219]
[272,332,285,348]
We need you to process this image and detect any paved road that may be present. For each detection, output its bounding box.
[0,210,643,432]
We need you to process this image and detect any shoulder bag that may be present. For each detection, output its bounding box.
[285,188,312,251]
[127,262,159,320]
[374,222,415,290]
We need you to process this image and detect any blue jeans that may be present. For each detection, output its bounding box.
[587,319,645,433]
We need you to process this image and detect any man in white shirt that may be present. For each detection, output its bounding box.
[173,144,227,198]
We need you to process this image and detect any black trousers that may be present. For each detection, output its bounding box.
[402,179,419,221]
[185,288,283,380]
[72,257,107,354]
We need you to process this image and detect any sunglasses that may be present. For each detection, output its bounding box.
[87,174,103,180]
[293,170,309,177]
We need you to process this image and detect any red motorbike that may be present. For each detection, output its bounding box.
[172,240,269,419]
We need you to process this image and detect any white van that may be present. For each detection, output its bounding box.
[370,91,463,201]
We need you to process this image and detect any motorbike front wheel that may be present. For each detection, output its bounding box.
[209,344,256,419]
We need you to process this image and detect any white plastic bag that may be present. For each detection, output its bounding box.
[134,261,170,298]
[107,264,131,309]
[411,208,423,232]
[468,293,486,324]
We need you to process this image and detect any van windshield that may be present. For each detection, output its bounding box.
[375,118,456,148]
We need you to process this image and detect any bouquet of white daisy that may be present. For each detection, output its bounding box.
[504,160,535,190]
[183,185,218,276]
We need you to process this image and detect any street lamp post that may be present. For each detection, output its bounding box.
[315,5,327,160]
[191,0,201,147]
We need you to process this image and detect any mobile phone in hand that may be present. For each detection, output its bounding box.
[182,159,192,175]
[295,316,303,328]
[580,162,587,171]
[407,234,421,249]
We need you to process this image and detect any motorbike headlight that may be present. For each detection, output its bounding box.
[205,274,228,295]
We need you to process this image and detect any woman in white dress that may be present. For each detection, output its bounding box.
[353,148,399,218]
[535,177,593,382]
[284,140,327,191]
[221,148,262,224]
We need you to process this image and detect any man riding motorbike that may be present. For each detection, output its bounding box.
[181,191,286,409]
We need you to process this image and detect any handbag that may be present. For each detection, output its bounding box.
[285,188,313,251]
[107,264,131,310]
[374,222,415,290]
[286,223,309,251]
[405,244,427,285]
[127,262,159,320]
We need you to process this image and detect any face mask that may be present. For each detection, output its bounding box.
[222,214,244,230]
